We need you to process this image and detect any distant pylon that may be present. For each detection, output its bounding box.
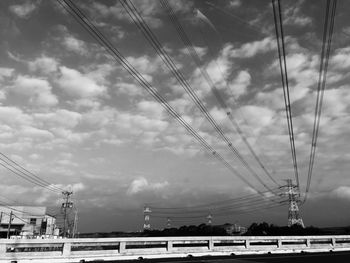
[143,206,151,230]
[166,217,171,228]
[207,214,212,225]
[285,179,304,228]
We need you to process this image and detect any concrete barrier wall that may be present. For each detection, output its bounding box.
[1,235,350,263]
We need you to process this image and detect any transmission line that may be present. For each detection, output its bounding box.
[160,0,280,187]
[149,187,282,211]
[0,153,64,194]
[152,201,287,220]
[120,0,276,193]
[57,0,270,196]
[304,0,337,202]
[272,0,300,189]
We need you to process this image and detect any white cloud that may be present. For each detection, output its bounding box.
[116,82,144,97]
[127,177,169,195]
[62,36,87,56]
[239,105,275,130]
[229,37,276,58]
[137,100,164,118]
[28,56,59,74]
[11,75,58,107]
[330,186,350,200]
[0,106,32,126]
[0,67,14,81]
[330,47,350,70]
[228,0,242,8]
[283,0,312,26]
[9,0,39,19]
[126,55,163,75]
[229,70,251,98]
[180,46,208,59]
[34,109,82,129]
[57,66,106,98]
[82,107,115,128]
[116,112,168,134]
[20,126,54,140]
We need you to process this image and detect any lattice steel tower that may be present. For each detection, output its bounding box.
[285,179,304,228]
[143,206,151,230]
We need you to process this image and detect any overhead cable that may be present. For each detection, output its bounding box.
[160,0,280,187]
[272,0,300,189]
[57,0,268,195]
[120,0,275,193]
[304,0,337,202]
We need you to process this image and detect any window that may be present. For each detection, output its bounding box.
[30,218,37,225]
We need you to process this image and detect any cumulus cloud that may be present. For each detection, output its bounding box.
[229,70,251,98]
[137,100,164,118]
[0,67,14,81]
[57,66,106,98]
[34,109,82,129]
[228,0,242,8]
[239,105,275,130]
[229,37,276,58]
[62,35,88,56]
[0,106,32,126]
[283,0,312,26]
[116,82,144,97]
[11,75,58,107]
[20,126,54,140]
[330,47,350,70]
[330,186,350,200]
[9,0,39,19]
[28,56,59,74]
[127,177,169,195]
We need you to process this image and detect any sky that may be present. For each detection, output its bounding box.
[0,0,350,232]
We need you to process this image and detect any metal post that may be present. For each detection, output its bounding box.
[7,211,13,239]
[62,191,73,238]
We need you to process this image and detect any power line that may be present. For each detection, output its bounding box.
[57,0,269,196]
[304,0,337,202]
[272,0,300,189]
[151,196,287,217]
[120,0,276,193]
[149,187,283,211]
[0,152,65,193]
[160,0,280,187]
[152,201,287,219]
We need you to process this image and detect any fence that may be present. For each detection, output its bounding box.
[1,235,350,263]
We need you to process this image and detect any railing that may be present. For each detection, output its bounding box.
[1,235,350,263]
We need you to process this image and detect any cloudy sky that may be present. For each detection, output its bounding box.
[1,0,350,232]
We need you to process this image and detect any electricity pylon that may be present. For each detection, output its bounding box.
[283,179,304,228]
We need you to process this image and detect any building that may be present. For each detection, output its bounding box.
[221,223,247,235]
[0,206,58,238]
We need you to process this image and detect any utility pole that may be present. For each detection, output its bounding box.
[62,191,73,238]
[72,209,78,238]
[143,206,151,230]
[284,179,304,228]
[7,211,13,239]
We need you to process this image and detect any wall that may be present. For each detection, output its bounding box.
[0,235,350,263]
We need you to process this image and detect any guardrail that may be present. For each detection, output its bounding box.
[1,235,350,263]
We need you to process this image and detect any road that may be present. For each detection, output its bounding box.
[90,251,350,263]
